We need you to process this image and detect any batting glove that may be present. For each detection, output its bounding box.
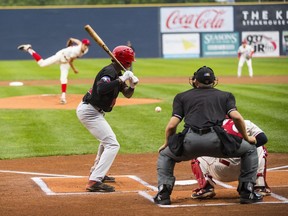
[129,75,139,89]
[119,70,134,82]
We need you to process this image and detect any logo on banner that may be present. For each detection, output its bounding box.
[247,35,277,53]
[241,9,288,27]
[242,32,279,56]
[182,39,194,50]
[202,33,239,57]
[161,7,234,32]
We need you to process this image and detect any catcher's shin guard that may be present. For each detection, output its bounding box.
[191,159,214,189]
[256,146,269,188]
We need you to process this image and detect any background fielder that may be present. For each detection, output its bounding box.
[17,38,90,104]
[237,40,255,78]
[191,118,270,199]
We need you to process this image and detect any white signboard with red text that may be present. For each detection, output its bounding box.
[160,7,234,33]
[242,31,280,57]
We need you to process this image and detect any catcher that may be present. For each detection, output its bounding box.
[17,38,90,104]
[237,39,254,78]
[191,118,270,199]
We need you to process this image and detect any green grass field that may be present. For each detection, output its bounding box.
[0,57,287,159]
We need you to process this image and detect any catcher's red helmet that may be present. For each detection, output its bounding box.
[112,45,135,69]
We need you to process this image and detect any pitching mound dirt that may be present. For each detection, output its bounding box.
[0,94,162,110]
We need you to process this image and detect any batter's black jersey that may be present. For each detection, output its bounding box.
[82,63,132,112]
[172,87,237,129]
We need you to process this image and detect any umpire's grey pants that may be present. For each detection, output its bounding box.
[157,129,258,191]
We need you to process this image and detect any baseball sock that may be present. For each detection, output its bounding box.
[28,49,42,62]
[61,84,67,97]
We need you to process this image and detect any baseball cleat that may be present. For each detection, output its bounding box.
[86,181,115,192]
[240,192,263,204]
[103,175,115,183]
[153,184,172,205]
[60,98,67,104]
[191,187,216,199]
[191,182,216,199]
[254,187,271,196]
[17,44,32,52]
[154,193,171,205]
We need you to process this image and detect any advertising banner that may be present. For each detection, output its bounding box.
[202,32,239,57]
[162,33,200,58]
[160,7,234,33]
[242,31,280,57]
[282,31,288,56]
[235,4,288,31]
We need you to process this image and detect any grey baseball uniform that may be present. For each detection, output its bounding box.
[76,63,135,183]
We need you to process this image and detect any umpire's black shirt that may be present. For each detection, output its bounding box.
[172,87,237,129]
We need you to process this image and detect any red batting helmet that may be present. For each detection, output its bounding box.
[112,45,135,69]
[82,39,90,46]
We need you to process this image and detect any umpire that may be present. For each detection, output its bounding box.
[154,66,263,205]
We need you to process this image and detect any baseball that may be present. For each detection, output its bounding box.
[155,106,162,112]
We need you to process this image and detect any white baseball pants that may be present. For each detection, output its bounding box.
[37,53,70,84]
[237,57,253,77]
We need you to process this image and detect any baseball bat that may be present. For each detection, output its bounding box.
[84,24,126,71]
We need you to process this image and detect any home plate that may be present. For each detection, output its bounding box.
[32,175,157,195]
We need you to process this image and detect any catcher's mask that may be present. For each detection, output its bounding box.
[112,45,135,69]
[189,71,197,88]
[189,66,218,87]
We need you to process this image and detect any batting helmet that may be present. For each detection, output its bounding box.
[112,45,135,69]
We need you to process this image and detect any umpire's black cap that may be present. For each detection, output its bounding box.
[195,66,215,84]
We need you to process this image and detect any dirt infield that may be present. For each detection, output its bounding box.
[1,75,286,109]
[0,76,287,215]
[0,153,287,216]
[0,94,162,110]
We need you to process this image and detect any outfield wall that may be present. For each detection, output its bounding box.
[0,3,287,60]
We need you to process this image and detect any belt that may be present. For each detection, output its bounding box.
[219,159,230,166]
[190,127,213,135]
[83,101,103,113]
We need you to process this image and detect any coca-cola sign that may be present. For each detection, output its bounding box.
[160,7,234,33]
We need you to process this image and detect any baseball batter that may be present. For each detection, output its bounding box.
[191,118,270,199]
[237,40,255,78]
[17,38,90,104]
[76,45,138,193]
